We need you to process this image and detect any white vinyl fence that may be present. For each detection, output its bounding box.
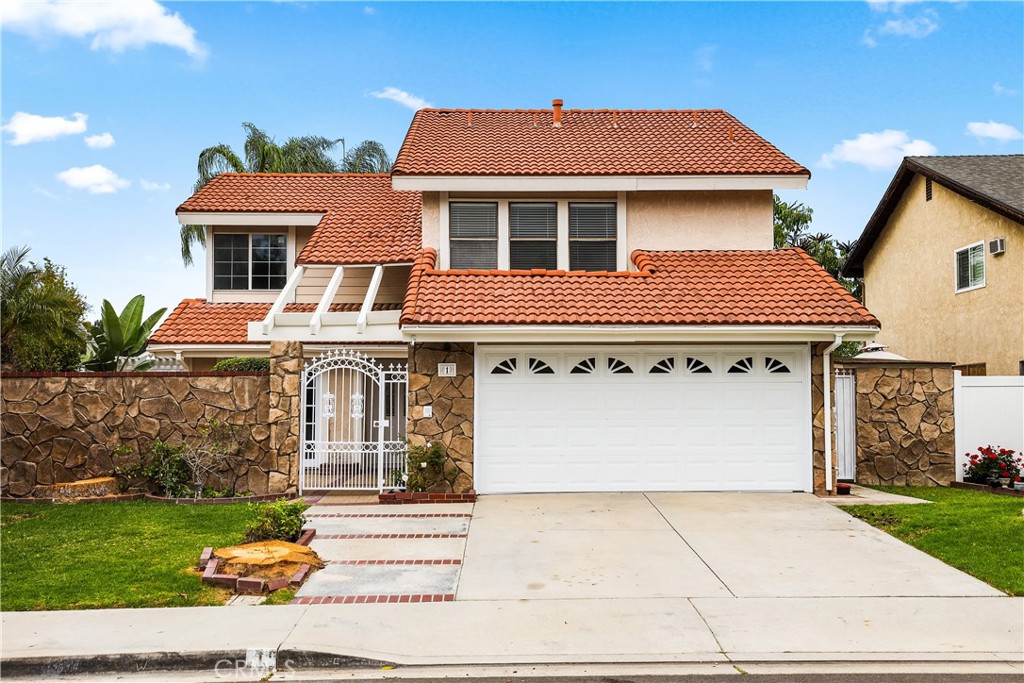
[953,373,1024,481]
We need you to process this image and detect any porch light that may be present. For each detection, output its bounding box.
[322,392,336,419]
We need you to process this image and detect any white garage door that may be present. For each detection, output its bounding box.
[476,345,812,493]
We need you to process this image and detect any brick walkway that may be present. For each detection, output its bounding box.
[294,502,473,604]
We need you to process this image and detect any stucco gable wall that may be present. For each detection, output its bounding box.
[863,174,1024,374]
[419,189,773,259]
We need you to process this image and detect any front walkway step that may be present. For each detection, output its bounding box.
[305,502,475,515]
[304,516,470,536]
[295,563,461,600]
[310,537,467,562]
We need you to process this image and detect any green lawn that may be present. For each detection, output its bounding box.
[1,501,251,611]
[842,486,1024,596]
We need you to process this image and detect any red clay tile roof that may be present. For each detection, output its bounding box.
[150,299,402,345]
[176,174,422,265]
[392,109,810,177]
[401,249,877,327]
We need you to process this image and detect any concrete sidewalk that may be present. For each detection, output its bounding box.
[3,596,1022,676]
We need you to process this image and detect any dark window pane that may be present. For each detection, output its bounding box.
[569,241,616,271]
[251,233,288,290]
[451,240,498,269]
[510,203,557,239]
[570,203,616,239]
[510,241,557,270]
[450,203,498,238]
[269,275,287,289]
[213,234,249,290]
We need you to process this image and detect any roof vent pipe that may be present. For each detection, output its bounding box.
[552,99,563,127]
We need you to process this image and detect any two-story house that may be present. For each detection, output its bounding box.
[150,101,878,496]
[843,155,1024,376]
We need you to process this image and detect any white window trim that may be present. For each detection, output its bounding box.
[440,196,625,271]
[954,241,986,294]
[210,230,290,293]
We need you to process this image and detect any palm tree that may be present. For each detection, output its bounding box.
[179,123,392,265]
[1,246,86,368]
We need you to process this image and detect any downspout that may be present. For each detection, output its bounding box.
[822,334,844,494]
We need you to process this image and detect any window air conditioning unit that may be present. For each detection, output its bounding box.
[989,238,1006,255]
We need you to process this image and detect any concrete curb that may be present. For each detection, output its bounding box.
[0,649,395,678]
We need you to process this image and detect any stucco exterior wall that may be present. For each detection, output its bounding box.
[864,175,1024,375]
[625,190,773,251]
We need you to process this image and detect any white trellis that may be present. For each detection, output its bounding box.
[299,349,407,492]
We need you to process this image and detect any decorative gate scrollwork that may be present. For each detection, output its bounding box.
[299,349,407,492]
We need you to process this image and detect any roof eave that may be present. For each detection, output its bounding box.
[843,157,1024,278]
[400,323,879,344]
[391,174,809,192]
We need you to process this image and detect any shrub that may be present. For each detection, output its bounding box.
[404,441,452,492]
[121,421,245,498]
[212,357,270,372]
[245,499,309,542]
[963,446,1022,484]
[139,440,191,498]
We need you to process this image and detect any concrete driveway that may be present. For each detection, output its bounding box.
[457,492,1003,600]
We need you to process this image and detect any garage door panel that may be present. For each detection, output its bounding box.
[477,346,811,493]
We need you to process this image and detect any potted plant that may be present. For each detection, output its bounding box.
[962,446,1022,488]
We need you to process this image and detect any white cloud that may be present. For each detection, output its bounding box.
[819,130,937,171]
[993,82,1019,97]
[56,165,130,194]
[861,30,879,48]
[966,121,1023,143]
[878,9,939,38]
[371,86,432,111]
[140,179,171,191]
[31,185,59,200]
[2,0,207,59]
[694,44,717,72]
[867,0,925,12]
[84,132,115,149]
[2,111,87,145]
[363,6,376,14]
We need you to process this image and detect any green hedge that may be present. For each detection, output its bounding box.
[211,357,270,372]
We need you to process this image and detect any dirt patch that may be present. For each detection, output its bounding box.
[214,540,323,582]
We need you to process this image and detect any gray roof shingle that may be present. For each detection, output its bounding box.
[907,155,1023,215]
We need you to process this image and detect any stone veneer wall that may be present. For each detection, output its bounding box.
[1,343,303,497]
[408,342,474,493]
[839,361,955,486]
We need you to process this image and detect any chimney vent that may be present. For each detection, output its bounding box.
[552,99,563,127]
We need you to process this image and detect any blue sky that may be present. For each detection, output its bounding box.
[3,1,1022,318]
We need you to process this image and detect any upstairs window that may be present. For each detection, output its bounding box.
[213,233,287,290]
[450,202,498,269]
[569,203,617,271]
[510,203,557,270]
[955,242,985,292]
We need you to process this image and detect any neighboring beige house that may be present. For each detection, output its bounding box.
[151,100,880,495]
[844,155,1024,376]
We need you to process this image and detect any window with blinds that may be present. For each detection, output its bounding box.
[955,243,985,292]
[510,203,557,270]
[450,202,498,269]
[569,203,617,271]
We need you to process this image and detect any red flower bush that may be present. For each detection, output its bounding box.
[963,446,1021,485]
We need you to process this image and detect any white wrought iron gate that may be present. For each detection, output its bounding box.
[300,349,407,492]
[835,369,857,481]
